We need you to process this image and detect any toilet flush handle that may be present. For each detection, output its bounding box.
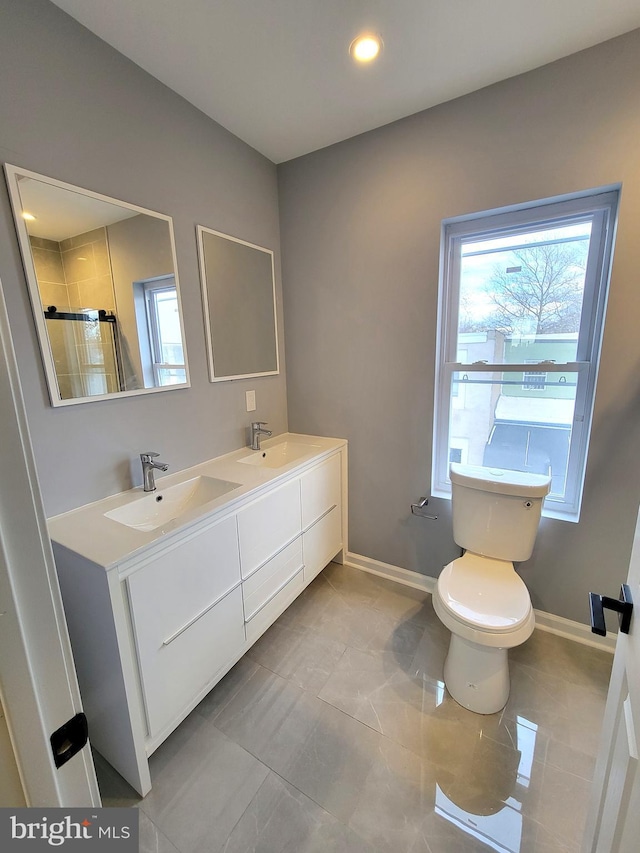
[411,497,438,520]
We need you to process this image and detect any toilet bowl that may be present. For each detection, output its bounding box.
[434,463,551,715]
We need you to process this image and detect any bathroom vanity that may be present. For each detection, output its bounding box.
[48,434,347,796]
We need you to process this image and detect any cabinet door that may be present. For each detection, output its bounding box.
[300,454,342,583]
[303,505,343,583]
[127,516,244,739]
[237,479,301,578]
[300,453,341,530]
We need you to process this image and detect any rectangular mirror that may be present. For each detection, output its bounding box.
[4,164,190,406]
[197,225,279,381]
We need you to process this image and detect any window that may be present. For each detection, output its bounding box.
[432,189,619,521]
[522,361,547,391]
[134,276,186,387]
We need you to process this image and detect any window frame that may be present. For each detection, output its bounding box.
[137,275,187,387]
[432,188,619,521]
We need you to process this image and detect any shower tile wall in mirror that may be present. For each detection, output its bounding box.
[4,165,190,406]
[197,226,279,382]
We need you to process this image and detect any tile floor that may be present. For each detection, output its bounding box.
[96,562,613,853]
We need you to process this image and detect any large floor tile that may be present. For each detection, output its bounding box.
[510,629,612,692]
[195,655,261,721]
[280,568,425,657]
[345,731,453,853]
[139,712,269,853]
[503,661,607,757]
[521,758,592,851]
[411,808,577,853]
[211,663,327,771]
[318,645,518,777]
[138,810,181,853]
[220,771,378,853]
[323,563,432,627]
[212,658,455,852]
[246,620,347,694]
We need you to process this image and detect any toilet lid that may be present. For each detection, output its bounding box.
[437,553,532,632]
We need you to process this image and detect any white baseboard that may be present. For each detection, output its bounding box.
[345,552,436,594]
[532,609,616,652]
[344,551,615,654]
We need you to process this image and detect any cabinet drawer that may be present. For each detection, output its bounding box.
[245,567,305,645]
[237,479,301,578]
[300,453,341,530]
[127,515,240,644]
[303,504,342,584]
[243,537,303,621]
[126,516,243,737]
[135,586,244,738]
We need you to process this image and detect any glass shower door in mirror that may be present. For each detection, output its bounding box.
[4,164,190,405]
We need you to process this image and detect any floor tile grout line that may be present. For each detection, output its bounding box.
[260,765,383,852]
[213,760,277,853]
[137,809,183,853]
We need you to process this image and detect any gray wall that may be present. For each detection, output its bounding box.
[0,0,287,515]
[108,214,177,388]
[278,29,640,623]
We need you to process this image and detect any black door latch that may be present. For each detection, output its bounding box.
[589,584,633,637]
[50,712,88,768]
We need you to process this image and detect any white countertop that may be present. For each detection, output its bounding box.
[48,433,346,570]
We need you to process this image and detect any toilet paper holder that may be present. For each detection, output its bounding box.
[411,497,438,520]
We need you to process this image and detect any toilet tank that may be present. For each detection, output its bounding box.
[450,463,551,562]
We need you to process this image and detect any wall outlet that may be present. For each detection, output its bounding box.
[245,390,256,412]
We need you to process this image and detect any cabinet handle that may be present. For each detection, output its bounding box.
[245,566,304,622]
[243,533,302,581]
[302,504,337,534]
[162,583,240,646]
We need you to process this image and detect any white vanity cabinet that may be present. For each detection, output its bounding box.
[50,438,346,798]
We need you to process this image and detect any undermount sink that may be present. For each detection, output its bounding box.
[237,441,319,469]
[105,475,241,532]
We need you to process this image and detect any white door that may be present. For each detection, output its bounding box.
[0,276,100,807]
[583,506,640,852]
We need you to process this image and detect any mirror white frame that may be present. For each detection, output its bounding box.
[4,164,190,406]
[197,225,279,382]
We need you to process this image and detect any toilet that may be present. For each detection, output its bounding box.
[433,463,551,714]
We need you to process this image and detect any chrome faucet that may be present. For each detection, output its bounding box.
[140,452,169,492]
[250,421,272,451]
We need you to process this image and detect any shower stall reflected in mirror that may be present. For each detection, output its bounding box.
[44,307,124,400]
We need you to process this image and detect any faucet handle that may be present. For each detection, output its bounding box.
[140,451,160,462]
[251,421,268,428]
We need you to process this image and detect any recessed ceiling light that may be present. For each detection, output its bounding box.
[349,33,383,63]
[22,211,36,221]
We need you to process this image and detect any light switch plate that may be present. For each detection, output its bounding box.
[246,390,256,412]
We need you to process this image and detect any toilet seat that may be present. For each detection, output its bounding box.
[437,552,532,633]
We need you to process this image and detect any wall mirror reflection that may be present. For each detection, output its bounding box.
[4,164,190,406]
[197,225,279,382]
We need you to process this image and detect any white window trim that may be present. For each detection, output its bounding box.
[140,275,186,386]
[432,188,619,522]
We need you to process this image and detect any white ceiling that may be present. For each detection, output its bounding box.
[51,0,640,164]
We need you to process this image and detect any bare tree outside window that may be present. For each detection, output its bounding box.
[477,241,587,336]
